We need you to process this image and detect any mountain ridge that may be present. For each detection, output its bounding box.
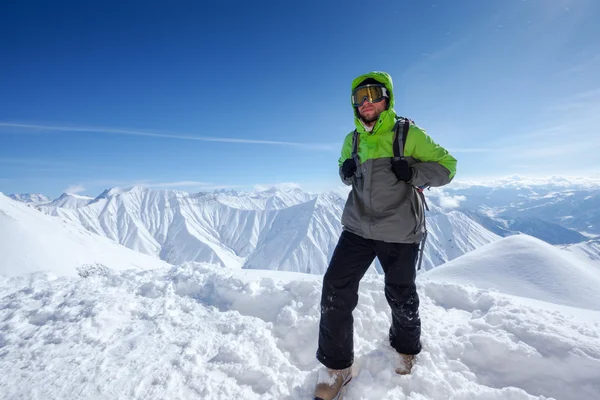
[18,185,498,273]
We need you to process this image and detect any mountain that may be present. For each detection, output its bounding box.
[1,260,598,399]
[412,204,500,271]
[462,209,587,244]
[36,186,500,273]
[563,238,600,264]
[440,176,600,235]
[0,193,171,277]
[505,216,588,244]
[422,234,600,311]
[213,186,316,210]
[48,192,94,209]
[243,193,345,273]
[8,193,50,204]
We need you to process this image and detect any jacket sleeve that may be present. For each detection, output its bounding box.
[406,126,457,188]
[338,132,354,186]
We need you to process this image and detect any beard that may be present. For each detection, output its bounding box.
[359,110,380,123]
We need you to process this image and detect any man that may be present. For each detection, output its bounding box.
[314,71,457,400]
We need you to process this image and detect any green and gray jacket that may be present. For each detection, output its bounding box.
[339,71,457,243]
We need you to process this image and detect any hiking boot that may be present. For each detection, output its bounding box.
[314,367,352,400]
[394,353,415,375]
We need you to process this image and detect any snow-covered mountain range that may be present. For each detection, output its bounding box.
[7,177,599,274]
[12,186,498,273]
[8,193,50,204]
[443,176,600,236]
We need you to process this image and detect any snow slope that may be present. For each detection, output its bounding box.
[0,194,171,277]
[418,205,500,271]
[1,262,598,400]
[563,238,600,263]
[422,234,600,311]
[243,193,345,273]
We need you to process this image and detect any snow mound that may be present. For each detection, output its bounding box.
[0,194,171,277]
[1,263,598,399]
[423,234,600,310]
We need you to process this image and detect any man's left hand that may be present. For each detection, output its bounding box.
[391,159,413,182]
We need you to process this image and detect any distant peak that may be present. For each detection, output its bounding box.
[92,187,128,201]
[253,184,303,194]
[8,193,51,204]
[57,192,93,200]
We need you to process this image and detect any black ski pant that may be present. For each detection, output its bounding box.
[316,230,421,370]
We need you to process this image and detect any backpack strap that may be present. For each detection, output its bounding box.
[352,117,410,178]
[351,129,362,178]
[392,117,410,160]
[394,116,429,270]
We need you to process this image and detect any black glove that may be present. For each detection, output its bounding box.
[341,158,357,178]
[391,159,413,182]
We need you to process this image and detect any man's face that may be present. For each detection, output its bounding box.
[357,97,388,124]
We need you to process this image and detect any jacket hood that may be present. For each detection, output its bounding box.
[351,71,396,133]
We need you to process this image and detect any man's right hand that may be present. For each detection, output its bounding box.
[341,158,357,178]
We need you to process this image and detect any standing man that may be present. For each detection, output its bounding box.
[314,71,457,400]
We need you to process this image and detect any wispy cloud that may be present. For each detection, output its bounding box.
[64,184,86,194]
[0,157,75,167]
[133,180,242,191]
[480,86,600,160]
[439,194,465,210]
[450,174,600,190]
[426,189,466,210]
[0,122,338,151]
[67,179,243,195]
[135,181,210,188]
[554,52,600,78]
[0,157,126,173]
[449,148,496,153]
[549,87,600,114]
[253,182,302,192]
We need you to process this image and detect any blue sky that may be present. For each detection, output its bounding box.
[1,0,599,198]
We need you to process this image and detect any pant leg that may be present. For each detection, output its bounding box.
[375,241,421,355]
[316,230,376,369]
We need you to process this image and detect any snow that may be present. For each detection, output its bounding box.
[563,239,600,263]
[0,194,171,277]
[32,185,499,272]
[3,187,600,398]
[422,234,600,311]
[1,261,599,399]
[49,192,94,209]
[7,192,50,204]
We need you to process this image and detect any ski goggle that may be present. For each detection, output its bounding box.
[351,84,389,107]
